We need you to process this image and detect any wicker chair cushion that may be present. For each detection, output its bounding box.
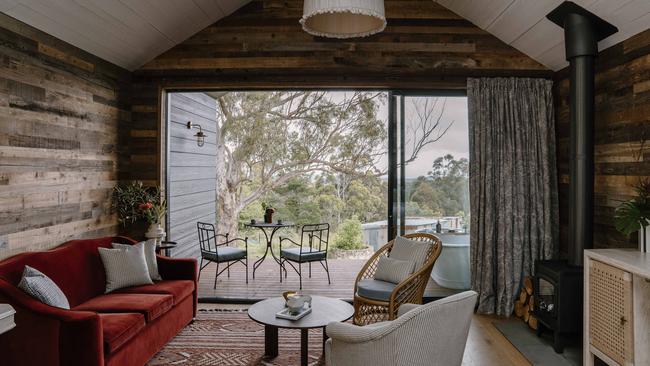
[373,257,415,284]
[280,247,326,262]
[357,279,397,301]
[202,247,246,262]
[390,236,432,269]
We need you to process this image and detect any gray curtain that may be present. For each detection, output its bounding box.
[468,77,558,316]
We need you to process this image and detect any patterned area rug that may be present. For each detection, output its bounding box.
[148,309,325,366]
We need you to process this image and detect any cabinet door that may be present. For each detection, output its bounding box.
[589,259,634,365]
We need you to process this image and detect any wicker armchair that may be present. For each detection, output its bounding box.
[353,233,442,325]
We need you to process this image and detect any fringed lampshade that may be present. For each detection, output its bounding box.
[300,0,386,38]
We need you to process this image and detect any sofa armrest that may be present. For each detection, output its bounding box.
[0,279,103,365]
[397,303,420,318]
[157,256,197,281]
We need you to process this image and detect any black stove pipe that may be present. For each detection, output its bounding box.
[548,2,617,266]
[565,13,596,267]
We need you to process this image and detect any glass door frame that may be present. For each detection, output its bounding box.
[386,89,467,241]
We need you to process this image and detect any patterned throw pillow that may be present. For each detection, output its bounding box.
[112,240,161,281]
[374,256,416,284]
[18,266,70,309]
[99,243,153,293]
[390,236,432,270]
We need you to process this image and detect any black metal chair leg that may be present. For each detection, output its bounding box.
[309,262,312,278]
[299,262,302,290]
[214,262,219,289]
[279,258,283,283]
[227,266,230,278]
[198,257,204,282]
[324,259,331,285]
[245,257,249,284]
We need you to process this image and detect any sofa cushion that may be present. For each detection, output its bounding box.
[357,279,397,302]
[390,236,432,269]
[18,265,70,309]
[115,280,194,305]
[99,313,145,354]
[74,293,173,322]
[280,247,326,262]
[99,245,153,293]
[113,240,162,281]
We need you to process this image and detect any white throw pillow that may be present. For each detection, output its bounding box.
[113,240,161,281]
[374,256,416,284]
[18,265,70,309]
[99,244,153,293]
[390,236,432,270]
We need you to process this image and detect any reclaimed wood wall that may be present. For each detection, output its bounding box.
[555,28,650,252]
[168,93,217,258]
[0,14,131,260]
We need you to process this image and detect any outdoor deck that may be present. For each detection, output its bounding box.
[197,259,462,301]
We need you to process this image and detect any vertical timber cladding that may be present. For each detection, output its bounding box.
[554,28,650,252]
[168,93,217,258]
[0,14,130,260]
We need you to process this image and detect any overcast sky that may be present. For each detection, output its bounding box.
[376,96,468,177]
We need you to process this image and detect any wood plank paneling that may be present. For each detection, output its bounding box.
[168,92,217,258]
[0,14,130,260]
[554,28,650,252]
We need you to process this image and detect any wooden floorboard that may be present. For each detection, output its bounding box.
[198,258,462,300]
[196,303,531,366]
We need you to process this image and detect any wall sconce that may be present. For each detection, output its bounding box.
[186,121,206,147]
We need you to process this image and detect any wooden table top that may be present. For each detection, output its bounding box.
[248,296,354,329]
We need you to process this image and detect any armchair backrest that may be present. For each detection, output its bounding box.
[327,291,478,366]
[197,222,226,255]
[300,223,330,253]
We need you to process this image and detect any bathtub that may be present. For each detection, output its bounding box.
[430,233,470,290]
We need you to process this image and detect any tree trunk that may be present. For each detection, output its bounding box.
[215,125,241,237]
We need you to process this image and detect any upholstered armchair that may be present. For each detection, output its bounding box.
[325,291,478,366]
[353,233,442,325]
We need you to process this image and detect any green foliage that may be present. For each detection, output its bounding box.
[112,181,166,225]
[334,217,365,250]
[407,154,469,217]
[615,179,650,236]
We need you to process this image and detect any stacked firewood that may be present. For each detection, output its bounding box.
[514,276,538,330]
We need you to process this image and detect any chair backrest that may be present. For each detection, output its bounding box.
[391,291,478,365]
[197,222,223,255]
[300,223,330,252]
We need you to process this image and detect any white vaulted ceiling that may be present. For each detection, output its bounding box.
[0,0,252,70]
[435,0,650,70]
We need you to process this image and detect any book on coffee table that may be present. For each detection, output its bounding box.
[275,306,312,321]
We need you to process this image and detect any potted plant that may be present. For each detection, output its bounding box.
[615,179,650,253]
[113,181,166,242]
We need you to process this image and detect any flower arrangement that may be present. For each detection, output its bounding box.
[615,178,650,251]
[112,181,166,225]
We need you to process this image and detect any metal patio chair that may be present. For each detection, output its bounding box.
[197,222,248,288]
[279,223,331,290]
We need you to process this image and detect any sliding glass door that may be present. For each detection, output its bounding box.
[388,92,470,239]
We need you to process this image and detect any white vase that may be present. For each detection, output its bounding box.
[145,223,166,244]
[638,226,649,253]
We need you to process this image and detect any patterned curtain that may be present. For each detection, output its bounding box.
[467,77,558,316]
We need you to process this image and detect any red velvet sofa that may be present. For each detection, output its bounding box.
[0,236,197,366]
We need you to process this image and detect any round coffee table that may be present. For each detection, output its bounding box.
[248,295,354,366]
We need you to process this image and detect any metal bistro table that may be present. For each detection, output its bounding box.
[245,221,293,278]
[248,296,354,366]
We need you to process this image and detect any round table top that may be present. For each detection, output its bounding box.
[245,221,293,228]
[248,296,354,329]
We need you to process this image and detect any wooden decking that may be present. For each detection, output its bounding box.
[198,258,461,301]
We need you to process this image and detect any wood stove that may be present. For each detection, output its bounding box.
[533,260,582,353]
